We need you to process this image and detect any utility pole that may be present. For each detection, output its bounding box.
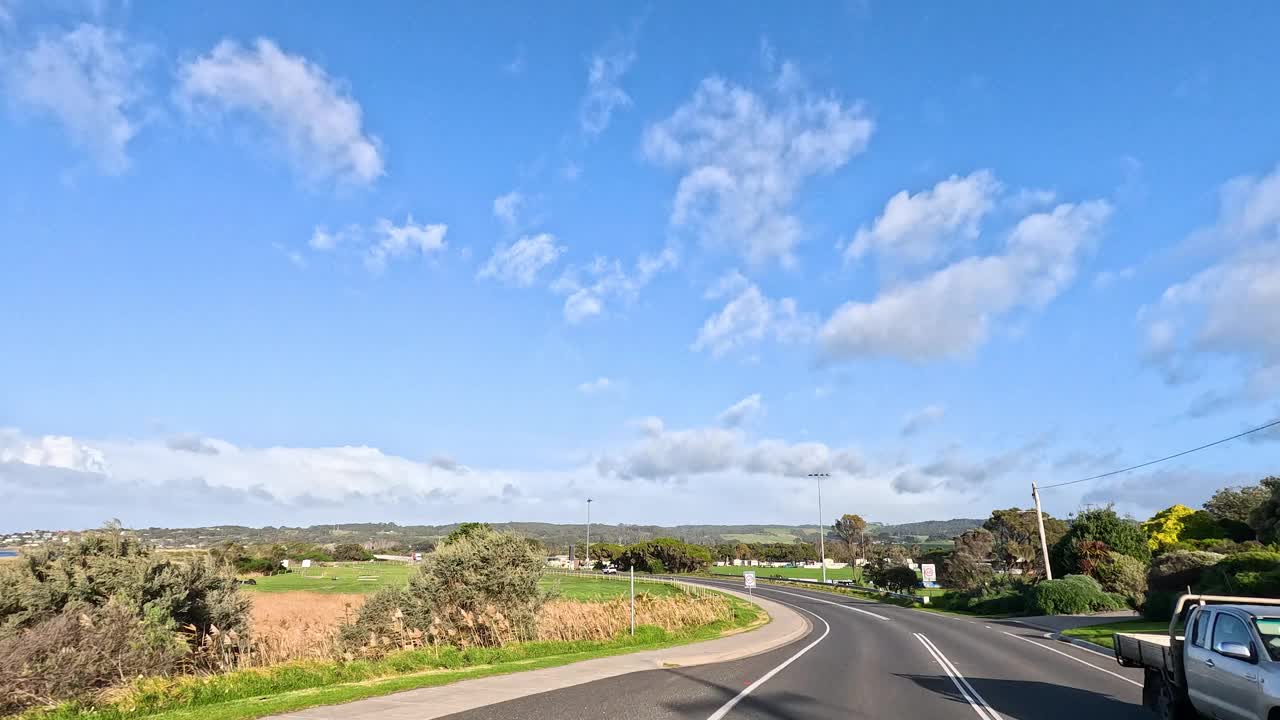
[808,473,830,584]
[585,498,593,572]
[1032,482,1053,581]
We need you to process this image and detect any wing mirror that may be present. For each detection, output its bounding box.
[1214,641,1255,662]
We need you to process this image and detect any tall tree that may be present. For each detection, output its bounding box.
[953,528,994,559]
[832,514,867,562]
[1206,483,1272,524]
[1051,506,1150,575]
[1247,477,1280,543]
[983,507,1066,575]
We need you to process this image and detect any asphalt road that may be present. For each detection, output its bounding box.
[441,578,1150,720]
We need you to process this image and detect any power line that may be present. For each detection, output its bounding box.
[1040,417,1280,490]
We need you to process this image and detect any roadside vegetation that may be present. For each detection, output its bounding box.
[1,525,757,720]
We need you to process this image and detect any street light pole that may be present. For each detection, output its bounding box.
[585,498,593,572]
[808,473,830,584]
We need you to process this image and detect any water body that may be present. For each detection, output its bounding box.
[0,550,17,558]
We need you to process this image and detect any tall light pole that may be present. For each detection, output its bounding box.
[585,498,593,571]
[808,473,830,584]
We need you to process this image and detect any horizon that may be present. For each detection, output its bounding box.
[3,2,1278,531]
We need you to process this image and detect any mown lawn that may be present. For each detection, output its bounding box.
[1061,620,1169,650]
[708,565,862,582]
[243,564,684,601]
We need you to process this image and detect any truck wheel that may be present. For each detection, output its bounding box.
[1153,676,1196,720]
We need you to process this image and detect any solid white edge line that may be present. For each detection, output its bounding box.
[728,582,893,621]
[1001,632,1143,688]
[704,599,832,720]
[914,633,994,720]
[916,634,1004,720]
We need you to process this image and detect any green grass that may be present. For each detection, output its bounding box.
[244,565,683,601]
[540,574,682,600]
[1060,620,1169,650]
[20,596,763,720]
[242,563,413,593]
[708,565,862,582]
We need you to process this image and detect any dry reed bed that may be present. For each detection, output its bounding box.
[535,594,733,642]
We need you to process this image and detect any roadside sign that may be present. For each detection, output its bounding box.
[743,571,756,589]
[301,559,312,569]
[280,559,290,569]
[413,552,423,562]
[921,561,942,584]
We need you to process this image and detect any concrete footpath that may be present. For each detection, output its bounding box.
[272,587,809,720]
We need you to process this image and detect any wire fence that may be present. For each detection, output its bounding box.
[542,568,716,599]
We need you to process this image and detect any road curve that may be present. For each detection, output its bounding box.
[441,578,1150,720]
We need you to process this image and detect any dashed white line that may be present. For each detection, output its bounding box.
[737,584,893,621]
[704,599,832,720]
[914,633,1004,720]
[1000,632,1142,688]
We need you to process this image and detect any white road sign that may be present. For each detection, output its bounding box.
[921,564,936,583]
[280,559,289,569]
[301,559,312,568]
[743,571,756,589]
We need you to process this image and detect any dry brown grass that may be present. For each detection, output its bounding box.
[240,593,366,666]
[535,594,733,642]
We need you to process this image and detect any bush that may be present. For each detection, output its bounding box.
[1052,507,1150,576]
[1198,551,1280,596]
[880,566,918,593]
[0,603,186,716]
[1026,575,1126,616]
[1146,550,1224,593]
[332,544,374,562]
[342,528,544,655]
[0,528,249,640]
[1094,552,1148,610]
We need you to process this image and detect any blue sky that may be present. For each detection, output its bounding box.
[2,1,1278,532]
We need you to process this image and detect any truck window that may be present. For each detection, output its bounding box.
[1192,608,1211,648]
[1254,618,1280,661]
[1212,614,1252,652]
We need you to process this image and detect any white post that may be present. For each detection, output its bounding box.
[1032,482,1053,581]
[629,566,635,636]
[818,475,827,585]
[586,498,592,572]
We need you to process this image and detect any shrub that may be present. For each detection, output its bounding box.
[1198,551,1280,596]
[1093,551,1148,610]
[1051,507,1150,576]
[1146,550,1224,593]
[332,544,374,562]
[342,528,544,655]
[880,566,918,593]
[1026,575,1126,616]
[0,603,185,716]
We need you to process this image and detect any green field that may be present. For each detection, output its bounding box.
[1060,620,1168,650]
[243,564,685,600]
[708,565,862,582]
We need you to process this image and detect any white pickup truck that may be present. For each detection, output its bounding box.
[1115,594,1280,719]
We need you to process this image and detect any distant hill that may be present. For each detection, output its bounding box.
[128,518,983,553]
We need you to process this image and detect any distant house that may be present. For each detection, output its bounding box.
[545,555,573,569]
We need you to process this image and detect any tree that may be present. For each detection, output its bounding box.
[333,543,374,561]
[954,528,994,559]
[940,551,993,593]
[1247,477,1280,543]
[832,514,867,562]
[1141,504,1197,552]
[880,566,918,593]
[617,538,711,574]
[1205,483,1271,524]
[1051,506,1150,576]
[983,508,1067,575]
[443,522,493,546]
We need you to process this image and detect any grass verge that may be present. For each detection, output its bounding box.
[1060,620,1168,650]
[16,596,763,720]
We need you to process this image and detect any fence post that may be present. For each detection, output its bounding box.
[629,566,635,636]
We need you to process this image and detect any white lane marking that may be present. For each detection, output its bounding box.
[737,584,893,621]
[704,599,832,720]
[1001,632,1142,688]
[914,633,1003,720]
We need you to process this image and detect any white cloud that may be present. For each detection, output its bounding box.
[644,75,873,267]
[900,404,946,436]
[599,419,861,481]
[846,170,1001,266]
[717,393,764,428]
[176,38,383,186]
[478,233,564,287]
[492,191,524,230]
[579,47,635,136]
[5,24,146,173]
[1094,266,1136,289]
[1141,165,1280,413]
[694,272,814,357]
[310,215,447,271]
[820,199,1112,362]
[552,246,677,323]
[577,377,613,395]
[891,441,1043,495]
